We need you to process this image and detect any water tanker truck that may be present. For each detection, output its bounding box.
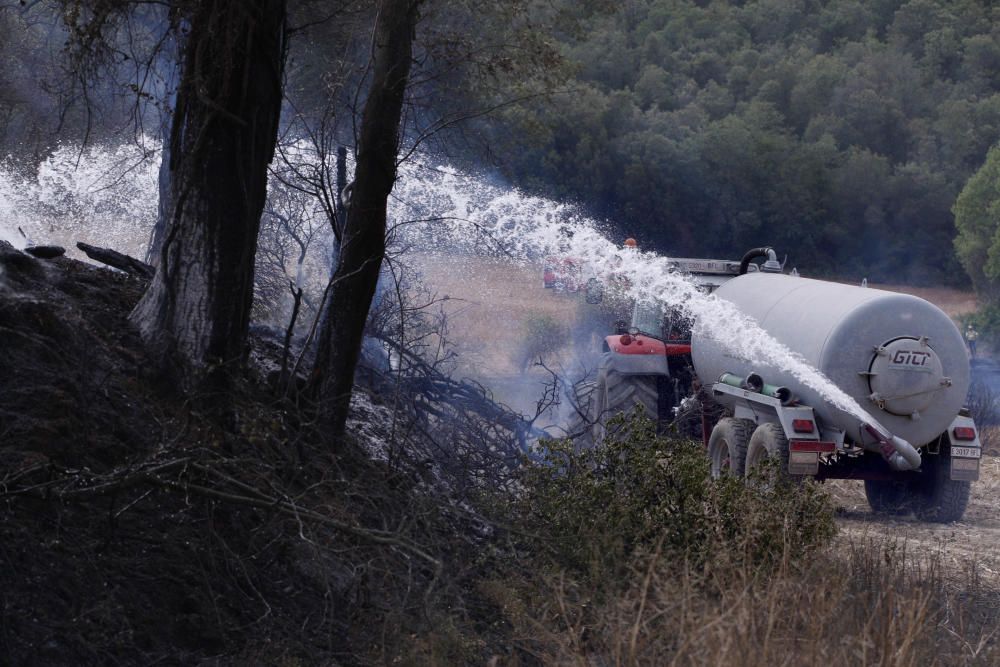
[577,247,981,522]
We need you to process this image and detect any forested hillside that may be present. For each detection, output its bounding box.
[481,0,1000,285]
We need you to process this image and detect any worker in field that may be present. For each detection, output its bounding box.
[623,237,637,249]
[965,324,979,358]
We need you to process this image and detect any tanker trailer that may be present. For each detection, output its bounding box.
[693,272,981,522]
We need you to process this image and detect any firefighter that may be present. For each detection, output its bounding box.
[965,324,979,358]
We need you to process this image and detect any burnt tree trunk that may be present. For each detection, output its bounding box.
[311,0,421,442]
[130,0,286,389]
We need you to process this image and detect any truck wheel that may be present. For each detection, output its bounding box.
[912,453,971,523]
[863,480,910,516]
[745,423,790,479]
[707,417,754,477]
[592,356,659,443]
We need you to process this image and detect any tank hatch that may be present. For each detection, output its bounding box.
[867,337,949,418]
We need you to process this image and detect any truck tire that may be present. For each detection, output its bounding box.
[745,423,790,479]
[864,453,970,523]
[863,480,910,516]
[707,417,755,477]
[592,357,659,443]
[912,453,971,523]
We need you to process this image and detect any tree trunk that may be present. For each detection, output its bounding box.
[311,0,420,442]
[130,0,286,390]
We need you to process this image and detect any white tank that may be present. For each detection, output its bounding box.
[691,273,969,446]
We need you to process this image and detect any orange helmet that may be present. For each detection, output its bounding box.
[623,238,638,248]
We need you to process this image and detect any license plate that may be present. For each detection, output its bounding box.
[952,446,981,459]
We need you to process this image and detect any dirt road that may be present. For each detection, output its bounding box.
[827,457,1000,582]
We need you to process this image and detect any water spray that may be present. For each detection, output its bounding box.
[0,141,888,435]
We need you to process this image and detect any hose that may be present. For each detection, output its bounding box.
[862,423,922,471]
[739,247,774,275]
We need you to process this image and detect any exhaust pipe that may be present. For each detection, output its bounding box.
[863,423,921,471]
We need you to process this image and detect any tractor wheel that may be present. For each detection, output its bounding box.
[863,480,911,516]
[565,379,597,450]
[591,354,659,443]
[707,418,755,478]
[911,452,970,523]
[745,423,790,480]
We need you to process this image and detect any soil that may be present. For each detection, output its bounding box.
[0,242,493,665]
[828,458,1000,584]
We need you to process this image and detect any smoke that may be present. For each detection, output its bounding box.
[0,139,881,429]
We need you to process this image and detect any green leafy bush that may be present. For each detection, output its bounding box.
[504,410,835,587]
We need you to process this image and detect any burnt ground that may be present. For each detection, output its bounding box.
[0,243,501,665]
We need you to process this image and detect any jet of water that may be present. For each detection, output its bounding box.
[0,142,878,425]
[389,161,878,425]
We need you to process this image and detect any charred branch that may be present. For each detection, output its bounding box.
[76,241,154,279]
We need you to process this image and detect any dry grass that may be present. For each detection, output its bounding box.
[827,455,1000,588]
[862,283,978,319]
[474,421,1000,667]
[487,534,1000,666]
[409,253,583,375]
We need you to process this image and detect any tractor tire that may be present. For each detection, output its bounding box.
[745,423,790,480]
[863,480,911,515]
[911,453,971,523]
[591,354,659,443]
[565,379,597,450]
[707,418,755,478]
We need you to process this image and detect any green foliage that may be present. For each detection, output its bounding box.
[503,411,835,588]
[475,0,1000,285]
[955,144,1000,303]
[960,303,1000,348]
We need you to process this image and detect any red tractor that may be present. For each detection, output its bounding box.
[568,253,760,444]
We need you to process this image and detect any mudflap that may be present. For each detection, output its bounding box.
[947,415,982,482]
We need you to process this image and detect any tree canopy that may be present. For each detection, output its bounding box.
[954,144,1000,301]
[468,0,1000,285]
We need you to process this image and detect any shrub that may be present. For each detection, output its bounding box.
[516,312,569,372]
[502,410,835,588]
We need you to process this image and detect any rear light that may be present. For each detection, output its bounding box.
[792,419,815,433]
[953,426,977,441]
[619,334,632,346]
